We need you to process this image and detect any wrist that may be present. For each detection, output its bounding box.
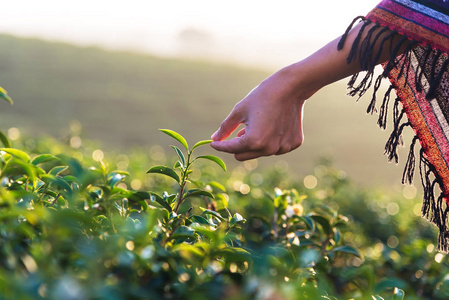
[275,62,319,102]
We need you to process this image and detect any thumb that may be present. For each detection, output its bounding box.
[211,109,243,141]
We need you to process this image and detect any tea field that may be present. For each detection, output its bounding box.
[0,113,447,298]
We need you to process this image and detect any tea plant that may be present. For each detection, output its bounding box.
[0,123,413,299]
[0,86,13,104]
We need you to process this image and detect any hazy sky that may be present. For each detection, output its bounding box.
[2,0,380,68]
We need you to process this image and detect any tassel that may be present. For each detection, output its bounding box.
[377,85,395,130]
[380,34,408,76]
[420,149,432,219]
[371,30,398,71]
[418,149,449,252]
[415,45,433,92]
[427,56,449,100]
[337,16,366,51]
[347,20,372,65]
[402,135,419,185]
[384,105,408,163]
[438,206,449,253]
[366,74,383,114]
[358,24,381,69]
[396,41,420,86]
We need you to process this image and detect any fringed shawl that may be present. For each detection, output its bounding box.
[339,0,449,251]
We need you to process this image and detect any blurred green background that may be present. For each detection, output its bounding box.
[0,34,415,189]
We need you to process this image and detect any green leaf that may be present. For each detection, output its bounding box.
[170,145,186,168]
[333,228,341,244]
[195,155,226,172]
[230,213,246,227]
[392,288,405,300]
[159,129,188,151]
[0,87,13,104]
[172,225,195,239]
[49,166,69,176]
[191,139,212,151]
[207,181,226,192]
[182,189,214,201]
[310,214,332,235]
[1,159,37,183]
[292,215,315,231]
[371,296,384,300]
[147,192,172,212]
[190,215,215,227]
[173,243,204,258]
[107,171,127,188]
[146,165,180,183]
[0,148,30,163]
[201,208,226,221]
[40,174,72,192]
[31,154,59,166]
[215,194,229,209]
[214,247,251,263]
[0,131,11,148]
[332,245,361,258]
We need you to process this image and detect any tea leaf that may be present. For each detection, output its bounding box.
[310,214,332,235]
[172,225,195,239]
[160,129,188,151]
[0,131,11,148]
[0,87,13,104]
[332,245,361,258]
[0,148,30,163]
[201,208,226,221]
[207,181,226,192]
[146,165,180,183]
[230,213,246,227]
[195,155,226,172]
[183,189,214,201]
[215,194,229,209]
[170,145,186,168]
[40,174,72,192]
[107,172,127,188]
[190,215,214,226]
[214,247,251,263]
[148,192,172,212]
[31,154,59,166]
[292,215,315,231]
[392,287,405,300]
[49,166,69,176]
[191,140,212,151]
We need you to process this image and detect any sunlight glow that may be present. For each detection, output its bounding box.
[1,0,380,67]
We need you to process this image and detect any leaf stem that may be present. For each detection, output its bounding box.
[174,149,192,214]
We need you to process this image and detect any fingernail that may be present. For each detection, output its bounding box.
[211,131,218,140]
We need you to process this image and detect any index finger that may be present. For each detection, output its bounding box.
[210,135,249,154]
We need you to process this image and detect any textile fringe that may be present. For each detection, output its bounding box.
[419,149,449,252]
[339,17,449,252]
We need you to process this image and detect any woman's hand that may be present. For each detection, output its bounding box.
[210,67,310,161]
[210,22,399,161]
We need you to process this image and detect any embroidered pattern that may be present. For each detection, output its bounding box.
[339,0,449,250]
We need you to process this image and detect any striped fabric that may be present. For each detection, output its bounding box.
[341,0,449,250]
[367,0,449,52]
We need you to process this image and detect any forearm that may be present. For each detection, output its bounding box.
[277,21,406,102]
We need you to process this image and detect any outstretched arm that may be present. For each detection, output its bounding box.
[210,21,403,161]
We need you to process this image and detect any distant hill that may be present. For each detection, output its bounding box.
[0,34,416,187]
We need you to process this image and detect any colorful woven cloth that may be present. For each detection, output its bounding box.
[339,0,449,251]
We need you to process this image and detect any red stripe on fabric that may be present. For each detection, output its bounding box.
[367,9,449,52]
[388,61,449,198]
[380,1,449,35]
[414,86,449,163]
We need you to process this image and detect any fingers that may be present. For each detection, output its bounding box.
[211,132,303,161]
[211,107,244,142]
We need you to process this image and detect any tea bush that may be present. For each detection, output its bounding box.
[1,89,448,299]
